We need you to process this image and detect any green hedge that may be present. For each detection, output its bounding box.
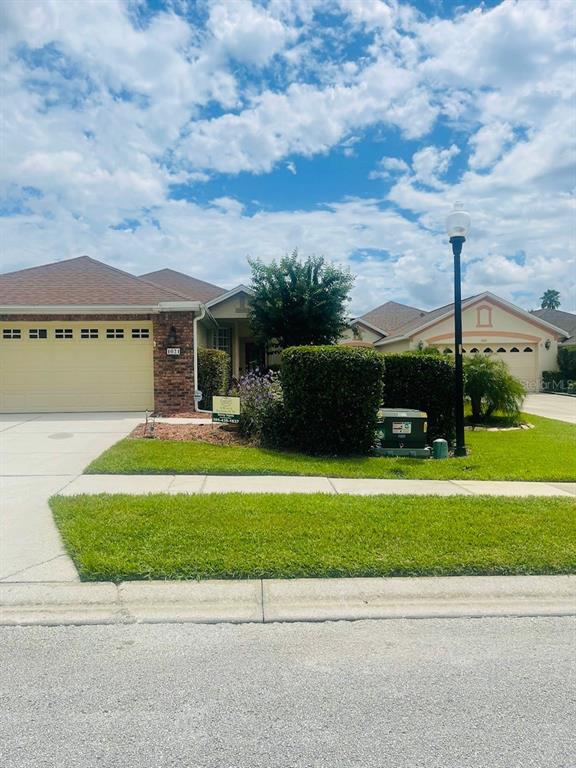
[282,346,385,455]
[382,353,455,443]
[198,348,229,410]
[542,370,575,393]
[558,346,576,380]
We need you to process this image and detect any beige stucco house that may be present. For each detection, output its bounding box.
[343,293,572,391]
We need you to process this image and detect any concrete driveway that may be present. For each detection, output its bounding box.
[0,413,143,582]
[523,393,576,424]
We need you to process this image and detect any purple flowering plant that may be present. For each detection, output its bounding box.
[232,368,282,439]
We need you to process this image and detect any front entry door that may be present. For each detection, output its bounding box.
[243,341,266,373]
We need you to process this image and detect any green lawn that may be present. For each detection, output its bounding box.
[86,414,576,481]
[50,493,576,582]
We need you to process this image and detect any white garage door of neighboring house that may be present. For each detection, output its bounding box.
[0,321,154,413]
[455,344,538,391]
[494,346,539,391]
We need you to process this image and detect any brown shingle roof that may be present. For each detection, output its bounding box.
[0,256,193,306]
[140,269,225,302]
[360,301,426,334]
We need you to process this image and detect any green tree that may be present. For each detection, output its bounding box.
[464,354,526,422]
[540,289,561,310]
[248,251,354,349]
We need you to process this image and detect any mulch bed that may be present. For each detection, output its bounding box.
[130,423,250,446]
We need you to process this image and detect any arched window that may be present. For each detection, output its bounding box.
[483,347,493,354]
[470,347,480,353]
[523,346,533,353]
[443,348,453,354]
[461,348,467,353]
[510,347,520,353]
[496,347,506,353]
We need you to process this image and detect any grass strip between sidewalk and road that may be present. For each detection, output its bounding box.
[50,493,576,582]
[85,414,576,482]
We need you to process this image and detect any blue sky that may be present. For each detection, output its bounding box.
[1,0,574,314]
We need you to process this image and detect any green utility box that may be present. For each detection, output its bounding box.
[375,408,430,458]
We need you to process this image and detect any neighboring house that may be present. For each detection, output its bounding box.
[530,308,576,347]
[343,293,571,391]
[0,256,264,414]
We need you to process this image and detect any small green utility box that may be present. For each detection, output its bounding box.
[375,408,430,458]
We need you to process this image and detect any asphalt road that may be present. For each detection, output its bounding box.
[2,617,575,768]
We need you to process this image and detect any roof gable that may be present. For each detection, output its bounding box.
[205,284,254,308]
[376,292,569,345]
[360,300,425,334]
[0,256,193,307]
[139,268,225,303]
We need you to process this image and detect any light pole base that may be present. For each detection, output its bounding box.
[454,446,468,457]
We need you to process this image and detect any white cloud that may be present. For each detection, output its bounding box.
[468,122,514,170]
[411,144,460,189]
[0,0,574,314]
[207,0,293,66]
[369,156,409,179]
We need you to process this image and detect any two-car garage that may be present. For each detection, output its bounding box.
[0,320,154,413]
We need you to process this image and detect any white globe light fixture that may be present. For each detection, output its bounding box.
[445,202,472,457]
[446,201,471,239]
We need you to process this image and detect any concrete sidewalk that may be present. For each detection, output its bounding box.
[1,575,574,626]
[61,474,576,497]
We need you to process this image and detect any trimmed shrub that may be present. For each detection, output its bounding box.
[282,345,385,455]
[382,353,455,443]
[464,354,525,422]
[260,399,290,449]
[197,348,229,410]
[558,346,576,380]
[541,370,568,392]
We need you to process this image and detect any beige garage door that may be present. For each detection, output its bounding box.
[494,346,539,391]
[0,321,154,413]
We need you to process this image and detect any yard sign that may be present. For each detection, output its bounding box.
[212,396,241,424]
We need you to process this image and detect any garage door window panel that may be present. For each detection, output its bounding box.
[131,328,150,339]
[29,329,47,339]
[3,329,21,339]
[55,328,73,339]
[106,328,124,339]
[81,328,99,339]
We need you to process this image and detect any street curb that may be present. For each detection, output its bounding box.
[1,575,575,627]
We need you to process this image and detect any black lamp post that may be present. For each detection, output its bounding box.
[445,202,471,457]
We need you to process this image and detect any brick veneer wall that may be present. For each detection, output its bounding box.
[1,311,196,415]
[152,311,195,414]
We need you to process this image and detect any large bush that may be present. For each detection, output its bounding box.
[558,346,576,380]
[197,348,229,410]
[464,354,526,422]
[382,353,455,443]
[282,346,385,455]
